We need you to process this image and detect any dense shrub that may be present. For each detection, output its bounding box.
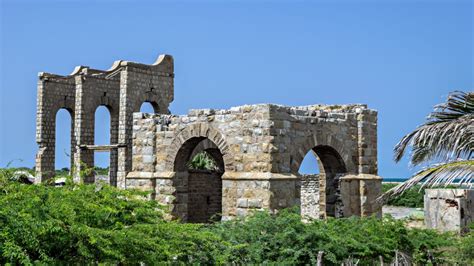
[382,183,425,208]
[209,208,457,264]
[458,224,474,265]
[1,170,472,264]
[0,175,224,264]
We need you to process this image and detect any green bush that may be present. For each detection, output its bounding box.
[457,224,474,264]
[209,208,457,264]
[382,183,425,208]
[1,170,471,264]
[0,176,224,264]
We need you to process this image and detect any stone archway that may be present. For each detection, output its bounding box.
[166,125,230,222]
[293,135,353,218]
[172,137,225,223]
[166,123,232,172]
[54,107,75,175]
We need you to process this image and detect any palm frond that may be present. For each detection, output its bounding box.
[378,160,474,203]
[394,91,474,165]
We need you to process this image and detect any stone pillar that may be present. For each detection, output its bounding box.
[35,74,76,183]
[73,75,94,183]
[117,56,174,189]
[35,77,55,182]
[340,174,382,217]
[116,67,133,188]
[221,172,299,220]
[300,174,321,220]
[356,108,378,175]
[424,189,474,234]
[107,111,119,185]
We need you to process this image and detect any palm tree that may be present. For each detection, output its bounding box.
[381,91,473,201]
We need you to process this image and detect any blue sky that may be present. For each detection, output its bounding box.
[0,0,472,178]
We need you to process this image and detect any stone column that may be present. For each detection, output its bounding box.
[356,109,378,175]
[73,75,94,183]
[300,174,321,220]
[221,172,299,220]
[35,74,76,183]
[340,174,382,217]
[117,68,133,189]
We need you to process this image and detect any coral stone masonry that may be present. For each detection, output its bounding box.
[36,54,382,221]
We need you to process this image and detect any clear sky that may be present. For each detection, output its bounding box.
[0,0,472,178]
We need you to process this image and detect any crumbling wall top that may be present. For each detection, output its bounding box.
[37,54,174,81]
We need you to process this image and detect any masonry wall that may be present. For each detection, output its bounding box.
[128,103,380,220]
[117,56,174,188]
[188,170,223,223]
[425,189,474,234]
[36,55,174,185]
[35,74,76,182]
[73,73,121,183]
[300,174,321,220]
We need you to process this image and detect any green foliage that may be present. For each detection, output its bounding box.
[94,166,109,176]
[0,175,224,264]
[209,208,458,264]
[1,170,471,264]
[407,228,457,264]
[382,183,459,208]
[188,151,218,171]
[457,224,474,264]
[382,183,425,208]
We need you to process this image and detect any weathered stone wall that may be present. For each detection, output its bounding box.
[188,170,222,223]
[36,74,76,182]
[300,174,321,220]
[425,189,474,234]
[35,55,174,186]
[340,174,382,217]
[128,103,380,220]
[73,71,121,184]
[36,53,382,221]
[116,56,174,188]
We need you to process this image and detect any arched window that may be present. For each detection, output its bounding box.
[139,102,156,113]
[173,137,225,223]
[298,146,346,218]
[55,109,73,175]
[94,106,111,180]
[299,151,321,175]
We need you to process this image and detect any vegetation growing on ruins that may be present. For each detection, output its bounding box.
[187,151,219,171]
[1,171,472,265]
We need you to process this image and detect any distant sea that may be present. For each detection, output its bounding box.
[382,177,473,183]
[382,178,408,183]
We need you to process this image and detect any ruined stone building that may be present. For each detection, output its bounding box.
[36,54,382,222]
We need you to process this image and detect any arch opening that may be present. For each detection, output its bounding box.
[298,145,347,218]
[173,137,224,223]
[94,105,111,182]
[55,108,74,176]
[138,101,160,113]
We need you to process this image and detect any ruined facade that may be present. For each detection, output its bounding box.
[36,54,382,221]
[35,55,174,187]
[128,104,382,221]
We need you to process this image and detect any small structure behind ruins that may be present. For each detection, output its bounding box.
[36,54,382,221]
[425,189,474,234]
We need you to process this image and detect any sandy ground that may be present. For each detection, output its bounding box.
[383,205,425,228]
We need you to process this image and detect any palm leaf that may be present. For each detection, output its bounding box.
[394,91,474,165]
[379,160,474,203]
